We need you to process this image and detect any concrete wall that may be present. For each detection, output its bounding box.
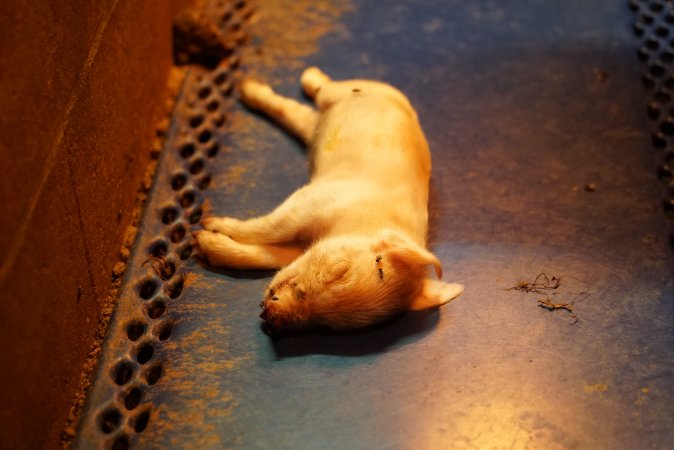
[0,1,191,448]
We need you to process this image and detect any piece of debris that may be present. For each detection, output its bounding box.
[142,256,176,280]
[173,7,233,68]
[584,383,608,393]
[537,297,574,313]
[112,261,126,281]
[594,68,609,84]
[506,272,561,294]
[506,273,586,324]
[584,183,596,192]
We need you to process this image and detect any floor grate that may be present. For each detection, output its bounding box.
[630,0,674,247]
[72,1,252,448]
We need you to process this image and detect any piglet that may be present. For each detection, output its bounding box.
[195,67,463,332]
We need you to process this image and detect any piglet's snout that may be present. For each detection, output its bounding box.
[259,299,289,330]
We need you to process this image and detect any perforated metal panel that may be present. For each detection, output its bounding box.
[631,0,674,244]
[72,2,250,448]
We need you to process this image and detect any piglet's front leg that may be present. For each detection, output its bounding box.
[201,216,246,238]
[200,212,297,244]
[200,184,332,245]
[194,230,303,270]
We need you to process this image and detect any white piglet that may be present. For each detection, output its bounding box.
[195,67,463,332]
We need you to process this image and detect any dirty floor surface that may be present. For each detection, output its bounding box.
[76,1,674,449]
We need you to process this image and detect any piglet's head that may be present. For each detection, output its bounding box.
[259,231,463,333]
[259,279,312,332]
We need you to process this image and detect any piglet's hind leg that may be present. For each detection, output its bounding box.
[240,79,318,144]
[300,66,332,100]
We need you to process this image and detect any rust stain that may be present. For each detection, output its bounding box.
[214,163,248,190]
[635,387,650,406]
[151,393,239,450]
[242,0,353,81]
[228,110,256,136]
[583,383,609,393]
[185,276,230,293]
[201,198,214,216]
[173,302,228,313]
[224,0,353,140]
[144,317,252,447]
[140,2,353,446]
[182,271,201,289]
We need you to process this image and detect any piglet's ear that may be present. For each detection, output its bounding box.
[386,243,443,279]
[409,280,464,311]
[373,230,443,278]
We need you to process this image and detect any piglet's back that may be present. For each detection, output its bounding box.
[309,90,432,189]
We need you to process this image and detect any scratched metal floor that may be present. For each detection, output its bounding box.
[75,1,674,449]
